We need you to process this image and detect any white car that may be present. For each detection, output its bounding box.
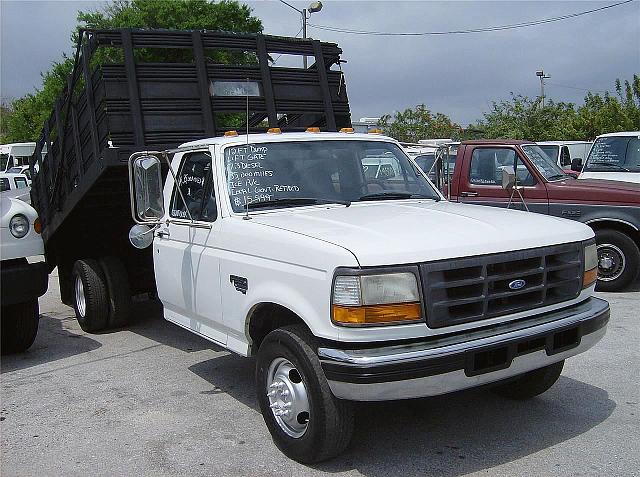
[537,140,592,169]
[6,165,33,184]
[1,197,48,353]
[118,131,609,463]
[578,131,640,183]
[0,172,31,203]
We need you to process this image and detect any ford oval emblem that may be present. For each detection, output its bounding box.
[509,279,526,290]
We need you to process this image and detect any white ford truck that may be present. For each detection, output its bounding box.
[1,197,48,353]
[127,130,609,463]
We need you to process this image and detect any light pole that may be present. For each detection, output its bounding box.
[279,1,323,68]
[536,69,550,107]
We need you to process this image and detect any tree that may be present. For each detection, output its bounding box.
[378,104,461,143]
[4,0,263,142]
[470,94,579,141]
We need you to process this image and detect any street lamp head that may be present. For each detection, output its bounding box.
[308,1,323,13]
[536,70,544,77]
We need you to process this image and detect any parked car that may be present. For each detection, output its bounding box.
[444,140,640,291]
[0,172,31,203]
[537,141,592,168]
[1,197,48,354]
[577,131,640,184]
[0,142,36,173]
[6,165,32,184]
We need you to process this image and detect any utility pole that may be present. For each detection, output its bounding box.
[279,1,323,69]
[536,70,551,107]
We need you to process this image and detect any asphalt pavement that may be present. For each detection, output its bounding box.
[1,272,638,476]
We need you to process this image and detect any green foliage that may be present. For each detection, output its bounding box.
[4,0,262,142]
[379,104,461,143]
[471,75,640,141]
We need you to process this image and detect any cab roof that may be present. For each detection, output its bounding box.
[596,131,640,138]
[460,139,534,146]
[179,131,394,148]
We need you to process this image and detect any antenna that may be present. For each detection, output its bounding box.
[243,77,251,220]
[246,77,249,144]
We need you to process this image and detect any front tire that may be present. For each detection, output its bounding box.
[72,259,109,332]
[492,360,564,400]
[1,300,39,354]
[256,325,354,463]
[594,229,640,292]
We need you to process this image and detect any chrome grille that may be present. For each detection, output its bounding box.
[421,242,583,328]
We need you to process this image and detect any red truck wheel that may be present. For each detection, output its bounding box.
[595,229,640,292]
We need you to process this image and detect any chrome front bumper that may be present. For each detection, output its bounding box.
[318,297,609,401]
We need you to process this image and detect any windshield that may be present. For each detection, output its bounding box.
[583,136,640,172]
[7,167,22,174]
[538,145,559,162]
[224,140,440,212]
[521,145,567,181]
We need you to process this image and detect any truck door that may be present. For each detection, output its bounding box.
[458,146,549,214]
[154,149,226,346]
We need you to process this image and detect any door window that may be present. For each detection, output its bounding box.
[170,151,217,222]
[560,146,571,166]
[14,177,28,189]
[469,148,535,186]
[0,178,9,192]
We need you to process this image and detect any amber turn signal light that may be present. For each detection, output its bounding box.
[224,130,239,137]
[306,127,320,133]
[583,267,597,289]
[332,303,421,325]
[267,127,282,134]
[33,218,42,234]
[368,128,383,134]
[339,127,354,134]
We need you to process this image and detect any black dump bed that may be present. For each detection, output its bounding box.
[29,28,351,301]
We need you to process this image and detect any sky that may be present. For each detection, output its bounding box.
[1,0,639,126]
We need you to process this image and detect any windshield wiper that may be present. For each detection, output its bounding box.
[246,197,351,210]
[587,161,631,172]
[358,192,440,201]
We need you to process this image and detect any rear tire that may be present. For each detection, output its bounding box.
[492,360,564,400]
[72,259,109,332]
[594,229,640,292]
[1,300,39,354]
[99,256,132,327]
[256,325,354,463]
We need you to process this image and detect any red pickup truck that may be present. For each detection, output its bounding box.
[439,140,640,291]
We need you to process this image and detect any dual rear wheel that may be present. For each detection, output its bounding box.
[72,257,131,332]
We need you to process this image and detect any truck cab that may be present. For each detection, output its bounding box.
[448,140,640,291]
[125,131,608,463]
[578,131,640,184]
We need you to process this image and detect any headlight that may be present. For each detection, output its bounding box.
[9,214,29,238]
[332,271,422,325]
[583,242,597,289]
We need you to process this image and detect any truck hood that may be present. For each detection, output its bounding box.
[578,172,640,185]
[547,178,640,205]
[251,200,593,266]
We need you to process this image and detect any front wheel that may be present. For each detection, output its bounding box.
[1,300,39,354]
[594,229,640,292]
[256,325,354,463]
[492,360,564,400]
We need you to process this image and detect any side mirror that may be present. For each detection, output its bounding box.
[129,224,155,249]
[129,153,164,223]
[501,166,516,190]
[571,158,583,172]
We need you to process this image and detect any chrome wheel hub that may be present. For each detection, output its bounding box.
[266,357,310,438]
[596,243,625,282]
[75,276,86,318]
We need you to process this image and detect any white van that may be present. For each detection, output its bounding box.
[537,141,592,169]
[578,131,640,184]
[0,143,36,173]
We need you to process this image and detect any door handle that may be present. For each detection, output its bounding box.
[460,191,479,197]
[156,229,170,238]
